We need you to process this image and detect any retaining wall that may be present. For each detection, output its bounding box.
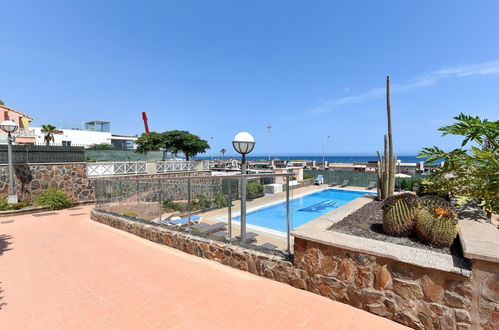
[0,161,211,202]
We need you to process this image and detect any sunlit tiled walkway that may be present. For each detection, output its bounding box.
[0,205,407,329]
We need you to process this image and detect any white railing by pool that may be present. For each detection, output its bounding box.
[87,162,147,177]
[156,160,196,173]
[87,160,210,177]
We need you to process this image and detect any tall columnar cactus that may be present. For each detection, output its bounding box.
[415,206,458,248]
[382,193,421,237]
[377,76,396,200]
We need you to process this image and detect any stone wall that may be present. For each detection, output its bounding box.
[0,161,212,203]
[0,163,93,202]
[294,238,472,329]
[90,209,496,329]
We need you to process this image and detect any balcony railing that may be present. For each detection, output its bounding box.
[13,128,36,138]
[87,162,147,177]
[157,160,196,173]
[87,160,210,177]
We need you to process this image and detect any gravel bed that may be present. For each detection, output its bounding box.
[329,200,463,256]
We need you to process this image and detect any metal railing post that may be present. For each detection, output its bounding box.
[227,179,232,241]
[187,176,191,230]
[286,176,291,255]
[136,180,139,208]
[158,179,162,222]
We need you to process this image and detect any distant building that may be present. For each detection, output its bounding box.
[85,120,110,132]
[0,104,36,144]
[31,126,137,149]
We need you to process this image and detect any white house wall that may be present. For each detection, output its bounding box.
[32,127,112,147]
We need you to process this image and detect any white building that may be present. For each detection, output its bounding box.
[32,127,137,149]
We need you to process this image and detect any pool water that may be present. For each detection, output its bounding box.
[234,189,374,232]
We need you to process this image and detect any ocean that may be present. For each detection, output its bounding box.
[196,155,423,163]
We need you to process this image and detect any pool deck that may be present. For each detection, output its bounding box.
[0,205,407,329]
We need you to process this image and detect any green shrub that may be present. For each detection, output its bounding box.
[304,175,315,180]
[162,199,179,212]
[35,188,74,210]
[382,193,421,237]
[213,192,228,208]
[246,181,264,198]
[194,194,212,211]
[400,179,413,191]
[0,197,30,211]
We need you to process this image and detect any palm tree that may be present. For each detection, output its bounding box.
[41,124,58,146]
[220,148,226,159]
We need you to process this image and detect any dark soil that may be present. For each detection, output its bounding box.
[329,200,463,256]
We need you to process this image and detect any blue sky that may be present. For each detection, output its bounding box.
[1,1,498,157]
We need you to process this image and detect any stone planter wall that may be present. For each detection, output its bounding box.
[293,238,473,329]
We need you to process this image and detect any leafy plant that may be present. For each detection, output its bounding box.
[136,130,210,160]
[41,124,60,146]
[304,175,315,180]
[213,192,228,208]
[35,188,74,210]
[400,179,413,191]
[194,194,212,211]
[246,181,264,198]
[418,113,498,218]
[162,199,179,212]
[0,198,30,211]
[382,193,421,237]
[135,132,164,154]
[162,130,210,161]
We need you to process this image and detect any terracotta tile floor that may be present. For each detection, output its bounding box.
[0,205,407,329]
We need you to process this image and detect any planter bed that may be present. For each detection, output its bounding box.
[329,200,464,256]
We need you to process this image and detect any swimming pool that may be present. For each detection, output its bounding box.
[233,189,374,233]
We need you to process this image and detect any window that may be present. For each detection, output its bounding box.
[62,141,71,147]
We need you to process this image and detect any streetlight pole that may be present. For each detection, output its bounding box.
[322,135,330,165]
[210,136,214,162]
[267,125,272,161]
[232,132,255,244]
[1,120,19,204]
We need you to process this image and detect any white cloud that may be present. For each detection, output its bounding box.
[309,60,499,114]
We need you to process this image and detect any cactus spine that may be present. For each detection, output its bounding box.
[382,193,421,237]
[377,76,396,200]
[415,206,458,248]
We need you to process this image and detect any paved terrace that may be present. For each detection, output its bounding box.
[0,205,407,329]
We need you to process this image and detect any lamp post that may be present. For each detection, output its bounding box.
[210,136,214,161]
[266,125,272,161]
[1,120,19,204]
[232,132,255,244]
[322,135,330,165]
